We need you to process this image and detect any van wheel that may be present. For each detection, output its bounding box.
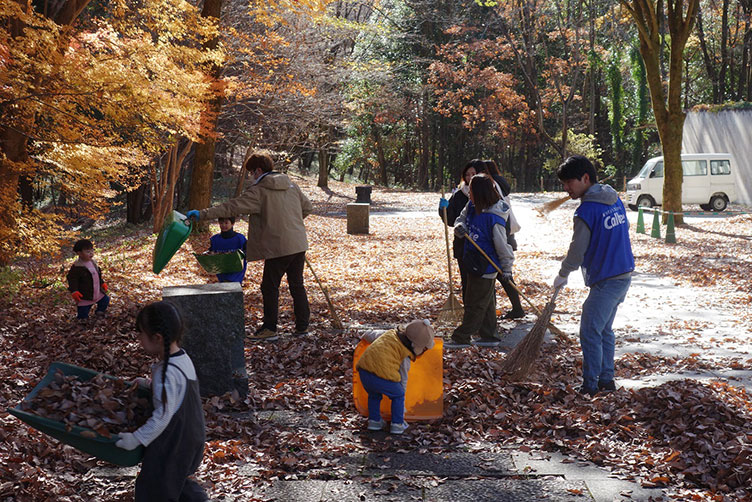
[637,195,655,208]
[628,204,637,211]
[709,195,727,212]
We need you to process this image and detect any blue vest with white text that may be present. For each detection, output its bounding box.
[463,202,506,276]
[575,198,634,286]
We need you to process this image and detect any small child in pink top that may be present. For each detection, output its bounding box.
[66,239,110,320]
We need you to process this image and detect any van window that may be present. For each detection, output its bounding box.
[710,159,731,175]
[682,160,707,176]
[652,161,664,178]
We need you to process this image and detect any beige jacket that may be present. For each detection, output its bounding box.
[200,172,313,261]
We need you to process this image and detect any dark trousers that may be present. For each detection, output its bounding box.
[76,295,110,319]
[452,274,497,343]
[497,276,523,312]
[456,257,468,304]
[260,251,310,332]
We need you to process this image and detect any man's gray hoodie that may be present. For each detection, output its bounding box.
[454,199,514,279]
[558,184,629,279]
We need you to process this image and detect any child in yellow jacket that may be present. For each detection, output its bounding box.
[356,319,435,434]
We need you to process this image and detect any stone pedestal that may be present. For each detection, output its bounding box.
[347,203,370,234]
[162,283,247,397]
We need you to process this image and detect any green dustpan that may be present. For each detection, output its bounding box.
[7,362,149,466]
[153,210,192,274]
[193,250,244,275]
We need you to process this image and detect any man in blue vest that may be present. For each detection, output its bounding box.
[553,155,634,397]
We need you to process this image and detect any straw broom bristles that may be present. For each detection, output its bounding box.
[500,287,561,380]
[537,195,571,215]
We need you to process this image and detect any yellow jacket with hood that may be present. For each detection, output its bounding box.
[356,329,414,382]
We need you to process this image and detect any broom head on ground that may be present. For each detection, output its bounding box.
[500,286,562,380]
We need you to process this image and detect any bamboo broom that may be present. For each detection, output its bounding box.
[499,286,562,380]
[537,174,616,215]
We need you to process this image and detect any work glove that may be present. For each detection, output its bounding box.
[115,432,141,451]
[102,282,108,293]
[439,197,449,210]
[71,291,83,302]
[553,274,568,289]
[186,209,200,221]
[500,271,513,283]
[454,223,468,238]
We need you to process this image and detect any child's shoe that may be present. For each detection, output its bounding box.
[367,419,386,431]
[389,422,408,434]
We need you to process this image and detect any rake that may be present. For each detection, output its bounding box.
[437,194,463,324]
[305,256,343,330]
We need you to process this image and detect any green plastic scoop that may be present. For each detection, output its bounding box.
[7,362,149,467]
[153,210,192,274]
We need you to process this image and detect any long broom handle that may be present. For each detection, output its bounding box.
[305,256,344,330]
[440,195,455,293]
[463,234,567,338]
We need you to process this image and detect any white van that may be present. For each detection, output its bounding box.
[626,153,737,211]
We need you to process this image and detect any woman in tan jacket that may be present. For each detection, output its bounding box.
[188,152,313,341]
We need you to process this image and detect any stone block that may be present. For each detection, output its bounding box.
[347,203,369,234]
[162,283,247,397]
[355,185,372,203]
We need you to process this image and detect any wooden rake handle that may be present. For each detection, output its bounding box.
[305,256,343,330]
[463,234,567,339]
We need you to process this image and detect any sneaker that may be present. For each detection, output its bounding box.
[474,338,501,348]
[248,328,279,342]
[367,419,386,431]
[292,327,309,336]
[598,380,617,392]
[502,309,525,320]
[390,422,409,435]
[444,339,472,349]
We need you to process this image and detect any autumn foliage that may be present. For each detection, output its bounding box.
[0,0,222,264]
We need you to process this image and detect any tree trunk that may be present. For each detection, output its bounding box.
[371,129,389,187]
[127,183,150,224]
[317,148,329,188]
[187,0,223,232]
[151,140,193,233]
[620,0,700,225]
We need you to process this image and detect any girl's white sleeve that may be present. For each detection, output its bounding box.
[132,364,187,447]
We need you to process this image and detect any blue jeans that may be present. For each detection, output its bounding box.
[580,278,631,390]
[77,295,110,319]
[358,368,405,424]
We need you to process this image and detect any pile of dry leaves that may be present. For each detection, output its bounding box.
[1,180,751,501]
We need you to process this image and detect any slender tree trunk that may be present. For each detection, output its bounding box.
[317,148,329,188]
[371,129,389,187]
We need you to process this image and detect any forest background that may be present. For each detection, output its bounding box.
[1,0,752,264]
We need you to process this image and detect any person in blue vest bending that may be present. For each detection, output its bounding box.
[209,217,247,283]
[553,155,634,397]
